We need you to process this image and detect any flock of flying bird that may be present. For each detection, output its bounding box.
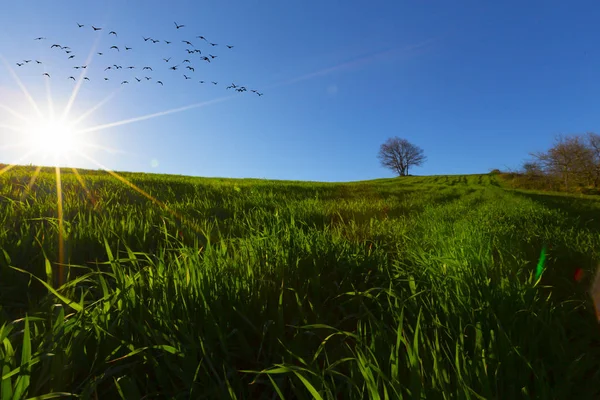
[16,21,264,96]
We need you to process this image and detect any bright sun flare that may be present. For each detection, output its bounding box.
[24,117,82,158]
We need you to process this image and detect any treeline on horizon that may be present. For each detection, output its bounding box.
[492,132,600,195]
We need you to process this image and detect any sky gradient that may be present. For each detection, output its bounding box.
[0,0,599,181]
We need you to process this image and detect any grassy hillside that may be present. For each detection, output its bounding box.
[1,167,599,399]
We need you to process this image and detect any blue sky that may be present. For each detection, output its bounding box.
[0,0,599,181]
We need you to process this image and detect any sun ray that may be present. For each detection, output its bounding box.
[0,54,44,118]
[76,150,205,235]
[61,35,102,123]
[0,140,33,151]
[0,149,40,177]
[79,141,127,154]
[54,165,66,287]
[20,165,43,203]
[68,166,96,206]
[27,165,43,191]
[71,87,123,128]
[0,123,27,134]
[0,104,29,122]
[76,150,174,207]
[76,95,236,135]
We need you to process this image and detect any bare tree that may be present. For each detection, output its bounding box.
[587,132,600,188]
[522,161,543,176]
[378,137,426,176]
[530,134,593,190]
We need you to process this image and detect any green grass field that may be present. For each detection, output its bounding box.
[1,167,600,399]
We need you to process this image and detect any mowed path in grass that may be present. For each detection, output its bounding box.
[1,167,599,399]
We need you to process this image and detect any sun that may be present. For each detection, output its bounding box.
[24,116,82,158]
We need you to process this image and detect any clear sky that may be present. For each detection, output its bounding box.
[0,0,599,182]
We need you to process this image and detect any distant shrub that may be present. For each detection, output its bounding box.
[498,171,565,192]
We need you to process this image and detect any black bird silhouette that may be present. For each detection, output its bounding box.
[185,49,194,54]
[194,49,202,54]
[165,40,171,44]
[251,89,258,93]
[202,56,211,62]
[51,44,62,48]
[227,83,238,89]
[209,42,217,46]
[197,36,207,41]
[257,92,264,96]
[63,46,71,49]
[104,77,109,80]
[186,66,195,72]
[121,81,129,84]
[16,63,24,67]
[199,80,205,83]
[104,66,112,71]
[125,46,132,51]
[209,54,217,59]
[92,26,102,31]
[74,66,81,69]
[35,60,42,64]
[174,22,185,29]
[183,75,191,79]
[77,23,84,28]
[24,60,31,63]
[68,55,75,59]
[157,81,164,85]
[68,76,75,81]
[211,81,217,85]
[182,40,193,46]
[114,65,122,69]
[84,77,90,81]
[183,59,191,63]
[143,66,153,70]
[226,45,234,49]
[98,52,103,55]
[65,51,72,54]
[110,46,119,51]
[43,73,50,77]
[135,77,141,82]
[34,37,46,41]
[81,65,87,69]
[145,76,152,80]
[109,31,117,36]
[163,57,171,62]
[151,39,160,43]
[169,65,179,70]
[143,36,151,42]
[127,66,135,69]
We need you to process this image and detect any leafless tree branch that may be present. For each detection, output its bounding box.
[377,137,426,176]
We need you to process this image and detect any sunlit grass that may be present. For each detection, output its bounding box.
[0,169,599,399]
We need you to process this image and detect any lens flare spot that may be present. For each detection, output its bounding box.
[326,84,338,96]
